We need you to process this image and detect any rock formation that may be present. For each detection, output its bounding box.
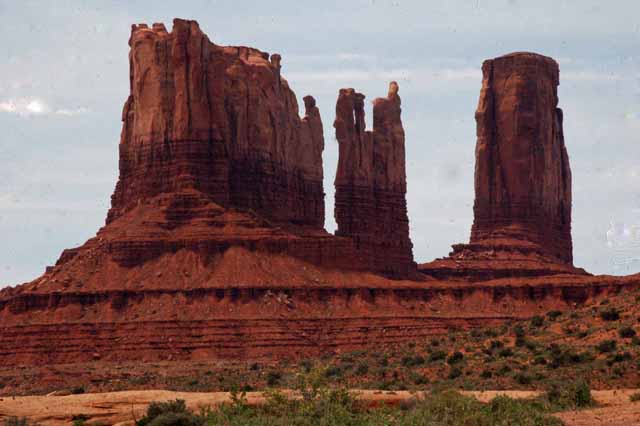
[334,82,415,278]
[420,52,585,280]
[82,18,365,271]
[1,32,635,371]
[108,19,325,227]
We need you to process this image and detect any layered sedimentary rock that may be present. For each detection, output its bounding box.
[108,19,325,227]
[91,19,364,271]
[334,82,415,278]
[3,32,634,371]
[420,52,584,281]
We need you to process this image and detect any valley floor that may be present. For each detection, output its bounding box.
[1,388,639,426]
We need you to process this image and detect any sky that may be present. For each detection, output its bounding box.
[1,0,639,287]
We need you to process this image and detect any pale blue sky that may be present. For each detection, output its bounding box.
[1,0,639,286]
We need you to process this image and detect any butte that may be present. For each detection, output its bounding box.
[0,25,638,367]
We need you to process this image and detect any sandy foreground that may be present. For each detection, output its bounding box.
[0,389,639,425]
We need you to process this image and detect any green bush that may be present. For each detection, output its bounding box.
[543,381,593,410]
[210,388,562,426]
[136,399,204,426]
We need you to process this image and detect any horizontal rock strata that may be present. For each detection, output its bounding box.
[108,19,325,228]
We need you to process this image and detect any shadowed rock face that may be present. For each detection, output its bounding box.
[472,52,572,264]
[108,19,325,228]
[420,52,582,281]
[334,82,415,278]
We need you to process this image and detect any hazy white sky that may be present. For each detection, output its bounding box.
[1,0,639,286]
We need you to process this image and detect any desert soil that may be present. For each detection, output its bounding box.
[0,389,639,426]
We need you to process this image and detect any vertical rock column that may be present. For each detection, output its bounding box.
[334,82,415,278]
[472,52,573,263]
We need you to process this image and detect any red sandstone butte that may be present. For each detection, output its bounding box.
[109,19,325,228]
[420,52,586,281]
[0,31,637,369]
[334,82,415,278]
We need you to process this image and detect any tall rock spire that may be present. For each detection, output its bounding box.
[334,82,415,278]
[420,52,584,281]
[472,52,572,263]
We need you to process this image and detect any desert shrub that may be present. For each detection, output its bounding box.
[497,365,512,376]
[136,399,204,426]
[447,367,462,379]
[533,356,547,365]
[619,326,636,338]
[402,354,425,367]
[408,371,428,385]
[543,381,593,410]
[446,351,464,365]
[484,328,500,338]
[499,348,514,358]
[547,310,562,320]
[490,339,504,348]
[577,330,590,339]
[596,339,617,353]
[4,418,28,426]
[515,373,533,385]
[480,370,492,379]
[71,385,86,395]
[354,362,369,376]
[299,360,313,373]
[249,362,260,371]
[630,392,640,402]
[403,391,562,426]
[531,315,545,327]
[470,329,483,340]
[266,370,283,386]
[428,350,446,362]
[324,366,342,378]
[378,355,389,367]
[607,352,632,366]
[600,307,620,321]
[139,381,562,426]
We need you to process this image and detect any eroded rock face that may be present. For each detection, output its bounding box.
[472,52,572,263]
[108,19,325,227]
[334,82,415,278]
[420,52,581,281]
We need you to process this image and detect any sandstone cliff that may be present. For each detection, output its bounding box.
[334,82,415,278]
[420,52,583,281]
[108,19,325,228]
